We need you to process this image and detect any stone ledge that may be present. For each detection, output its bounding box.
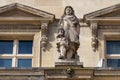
[55,59,83,68]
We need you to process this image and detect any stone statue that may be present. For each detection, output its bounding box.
[56,6,80,59]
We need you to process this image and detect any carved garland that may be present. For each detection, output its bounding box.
[41,23,48,51]
[91,22,98,51]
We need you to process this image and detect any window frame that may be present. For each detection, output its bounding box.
[106,40,120,67]
[0,39,33,67]
[98,28,120,68]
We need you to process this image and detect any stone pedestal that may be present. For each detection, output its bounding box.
[55,59,83,68]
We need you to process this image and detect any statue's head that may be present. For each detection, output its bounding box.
[64,6,74,15]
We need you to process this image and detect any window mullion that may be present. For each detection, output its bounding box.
[13,40,18,55]
[12,40,18,67]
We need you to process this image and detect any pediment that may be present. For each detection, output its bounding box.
[0,3,55,22]
[0,8,41,17]
[84,3,120,21]
[84,3,120,51]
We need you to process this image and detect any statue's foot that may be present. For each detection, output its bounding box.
[58,55,64,59]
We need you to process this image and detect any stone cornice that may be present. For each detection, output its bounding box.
[0,17,53,22]
[0,24,40,29]
[95,68,120,76]
[98,25,120,29]
[0,67,120,80]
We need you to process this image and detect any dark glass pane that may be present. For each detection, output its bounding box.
[107,41,120,54]
[18,59,32,67]
[107,59,120,68]
[0,40,13,54]
[0,59,12,67]
[18,40,33,54]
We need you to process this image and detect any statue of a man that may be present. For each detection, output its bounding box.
[56,6,80,59]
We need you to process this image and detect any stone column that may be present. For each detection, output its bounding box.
[40,22,48,51]
[91,22,98,51]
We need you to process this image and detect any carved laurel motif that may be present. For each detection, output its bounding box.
[91,22,98,51]
[41,23,48,51]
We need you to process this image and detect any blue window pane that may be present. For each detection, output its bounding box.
[18,40,33,54]
[18,59,32,67]
[0,40,13,54]
[107,41,120,54]
[0,59,12,67]
[107,59,120,68]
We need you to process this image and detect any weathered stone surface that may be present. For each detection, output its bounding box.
[56,6,80,60]
[1,67,120,80]
[55,59,83,68]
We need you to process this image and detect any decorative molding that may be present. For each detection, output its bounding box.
[45,68,93,79]
[0,24,40,29]
[40,23,48,51]
[84,3,120,20]
[99,25,120,29]
[91,22,98,51]
[0,3,55,22]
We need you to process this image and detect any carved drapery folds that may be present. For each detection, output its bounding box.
[91,22,98,51]
[41,23,48,51]
[56,6,80,59]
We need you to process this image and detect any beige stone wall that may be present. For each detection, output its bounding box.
[0,0,120,67]
[79,27,99,67]
[41,25,58,67]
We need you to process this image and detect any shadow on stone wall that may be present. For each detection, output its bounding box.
[45,19,59,51]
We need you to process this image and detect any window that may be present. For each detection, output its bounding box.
[107,41,120,54]
[0,40,13,54]
[106,41,120,68]
[18,59,32,67]
[18,40,33,54]
[0,40,33,67]
[0,59,12,67]
[107,59,120,67]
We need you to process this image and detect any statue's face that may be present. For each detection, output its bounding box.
[65,7,72,15]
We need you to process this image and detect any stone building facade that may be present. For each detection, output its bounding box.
[0,1,120,80]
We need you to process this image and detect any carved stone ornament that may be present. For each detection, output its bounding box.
[91,22,98,51]
[66,68,75,77]
[41,23,48,51]
[56,6,80,59]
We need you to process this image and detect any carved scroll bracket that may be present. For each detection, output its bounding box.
[40,22,48,51]
[91,22,98,51]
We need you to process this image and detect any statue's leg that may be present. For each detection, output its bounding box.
[59,45,66,59]
[67,49,74,59]
[60,45,66,57]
